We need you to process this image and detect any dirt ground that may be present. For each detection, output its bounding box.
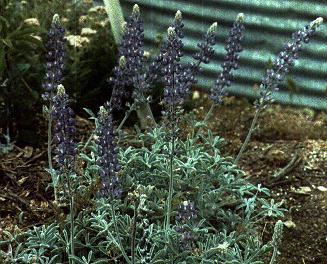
[197,96,327,264]
[0,96,326,263]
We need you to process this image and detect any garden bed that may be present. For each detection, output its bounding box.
[0,96,326,263]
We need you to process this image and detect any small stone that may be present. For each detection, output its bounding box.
[192,90,200,100]
[23,146,33,158]
[266,149,288,165]
[317,186,327,192]
[284,220,296,229]
[293,186,311,194]
[17,176,28,186]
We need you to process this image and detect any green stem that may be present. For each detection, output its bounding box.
[66,173,75,264]
[166,130,174,231]
[145,101,155,124]
[82,131,94,152]
[194,103,216,139]
[111,203,132,264]
[203,103,216,124]
[165,104,175,233]
[118,103,135,131]
[131,201,138,264]
[234,108,261,164]
[136,101,156,129]
[47,96,57,202]
[269,247,278,264]
[70,195,75,264]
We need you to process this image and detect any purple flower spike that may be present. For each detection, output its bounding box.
[109,56,130,109]
[210,13,245,105]
[170,10,184,39]
[175,201,198,249]
[147,11,185,93]
[193,22,217,66]
[51,84,76,171]
[96,106,122,199]
[257,17,323,107]
[42,14,65,100]
[161,27,185,106]
[109,4,149,107]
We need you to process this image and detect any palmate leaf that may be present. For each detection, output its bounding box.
[38,255,60,264]
[69,250,108,264]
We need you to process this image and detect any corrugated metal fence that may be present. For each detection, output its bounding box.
[118,0,327,110]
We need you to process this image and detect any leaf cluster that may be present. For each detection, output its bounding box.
[0,123,285,263]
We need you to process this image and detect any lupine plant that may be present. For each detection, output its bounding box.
[108,4,156,129]
[0,4,323,264]
[207,13,245,116]
[195,12,244,137]
[43,14,66,202]
[51,84,77,263]
[234,17,323,163]
[269,220,284,264]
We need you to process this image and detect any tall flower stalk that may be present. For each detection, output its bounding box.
[153,12,217,233]
[270,220,284,264]
[95,105,131,264]
[109,4,155,128]
[96,106,122,199]
[43,14,65,202]
[203,13,245,124]
[160,25,185,232]
[235,17,323,164]
[51,84,76,263]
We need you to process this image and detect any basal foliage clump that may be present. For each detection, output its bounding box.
[0,4,323,264]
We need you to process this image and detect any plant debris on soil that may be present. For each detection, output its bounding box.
[0,96,326,263]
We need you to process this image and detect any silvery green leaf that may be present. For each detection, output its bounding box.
[79,153,94,163]
[83,107,96,118]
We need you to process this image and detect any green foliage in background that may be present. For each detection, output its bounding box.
[0,0,43,145]
[0,0,116,145]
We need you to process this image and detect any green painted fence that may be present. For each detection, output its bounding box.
[118,0,327,110]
